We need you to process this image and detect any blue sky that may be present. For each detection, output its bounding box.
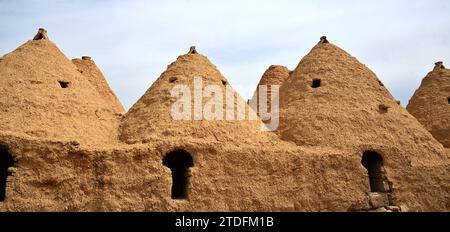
[1,0,449,110]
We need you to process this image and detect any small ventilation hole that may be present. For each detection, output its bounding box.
[447,97,450,105]
[221,80,227,85]
[169,77,178,83]
[59,81,70,88]
[311,79,321,88]
[378,79,384,87]
[378,104,389,114]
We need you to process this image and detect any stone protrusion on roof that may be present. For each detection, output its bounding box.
[32,28,49,41]
[433,61,445,71]
[188,46,198,54]
[318,36,329,44]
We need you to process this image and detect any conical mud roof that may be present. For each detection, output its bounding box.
[119,47,278,145]
[278,37,446,163]
[255,65,290,87]
[250,65,290,116]
[251,65,291,119]
[0,29,120,146]
[407,62,450,148]
[72,56,125,113]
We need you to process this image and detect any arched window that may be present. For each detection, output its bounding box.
[0,145,14,202]
[361,151,389,193]
[163,150,193,199]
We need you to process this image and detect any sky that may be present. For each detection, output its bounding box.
[0,0,449,110]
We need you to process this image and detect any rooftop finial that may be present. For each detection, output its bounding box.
[188,46,198,54]
[318,36,329,44]
[433,61,445,71]
[33,28,49,41]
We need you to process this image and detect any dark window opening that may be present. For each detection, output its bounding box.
[447,97,450,105]
[163,150,193,199]
[311,79,321,88]
[59,81,70,88]
[169,77,177,83]
[361,151,389,193]
[0,145,15,202]
[221,80,227,86]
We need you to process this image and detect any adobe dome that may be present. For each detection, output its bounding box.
[72,56,125,113]
[119,47,278,145]
[0,29,120,146]
[254,65,290,87]
[278,37,446,164]
[250,65,290,118]
[407,62,450,148]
